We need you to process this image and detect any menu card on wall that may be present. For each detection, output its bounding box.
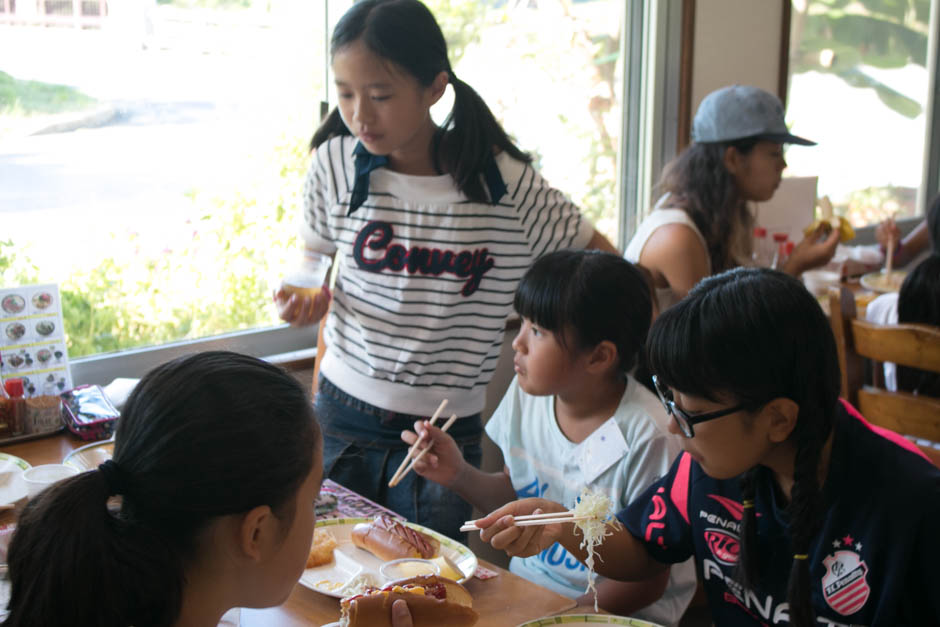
[0,284,72,398]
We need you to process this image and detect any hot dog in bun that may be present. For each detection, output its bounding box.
[351,516,440,561]
[339,574,478,627]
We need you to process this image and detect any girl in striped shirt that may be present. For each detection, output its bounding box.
[275,0,614,540]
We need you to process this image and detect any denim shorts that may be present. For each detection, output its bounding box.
[315,376,483,541]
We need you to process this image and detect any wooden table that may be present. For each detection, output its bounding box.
[2,433,602,626]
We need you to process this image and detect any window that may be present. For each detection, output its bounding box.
[784,0,938,227]
[1,0,651,384]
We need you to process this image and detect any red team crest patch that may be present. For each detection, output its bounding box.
[703,529,739,565]
[822,548,871,616]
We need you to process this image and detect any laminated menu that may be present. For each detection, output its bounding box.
[0,284,72,398]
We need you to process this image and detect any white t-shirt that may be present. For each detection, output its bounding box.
[865,292,899,391]
[624,196,710,312]
[485,375,697,627]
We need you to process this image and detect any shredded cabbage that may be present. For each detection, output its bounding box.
[571,487,622,611]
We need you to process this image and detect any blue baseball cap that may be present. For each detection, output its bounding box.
[692,85,815,146]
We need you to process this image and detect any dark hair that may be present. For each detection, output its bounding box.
[514,250,652,375]
[927,193,940,253]
[311,0,531,203]
[647,268,840,627]
[897,254,940,396]
[656,138,759,272]
[3,351,320,627]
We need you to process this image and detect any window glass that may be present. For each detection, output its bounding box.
[0,0,624,361]
[425,0,624,241]
[785,0,932,226]
[0,1,325,358]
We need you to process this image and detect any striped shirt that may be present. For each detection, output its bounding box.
[301,136,594,417]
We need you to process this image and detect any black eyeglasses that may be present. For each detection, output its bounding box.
[651,375,748,438]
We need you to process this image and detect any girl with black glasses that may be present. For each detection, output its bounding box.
[468,267,940,627]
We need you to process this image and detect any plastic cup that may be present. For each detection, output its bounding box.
[379,558,440,582]
[280,251,332,300]
[23,464,79,499]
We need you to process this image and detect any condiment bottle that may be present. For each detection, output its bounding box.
[0,384,11,440]
[4,378,27,436]
[752,226,770,267]
[771,233,789,270]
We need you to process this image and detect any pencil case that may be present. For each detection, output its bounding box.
[61,385,120,441]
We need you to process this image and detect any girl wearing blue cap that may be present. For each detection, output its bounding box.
[625,84,840,312]
[274,0,615,541]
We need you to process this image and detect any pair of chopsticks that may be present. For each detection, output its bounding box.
[387,399,455,488]
[459,510,590,533]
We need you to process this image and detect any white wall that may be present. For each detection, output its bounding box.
[691,0,784,112]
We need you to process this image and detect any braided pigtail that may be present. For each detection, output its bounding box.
[785,406,827,627]
[734,467,761,590]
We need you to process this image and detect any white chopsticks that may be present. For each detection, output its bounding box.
[388,399,451,488]
[459,510,590,533]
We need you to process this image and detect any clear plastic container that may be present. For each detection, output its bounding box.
[752,226,771,267]
[280,250,332,300]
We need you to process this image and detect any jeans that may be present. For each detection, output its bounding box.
[315,376,483,541]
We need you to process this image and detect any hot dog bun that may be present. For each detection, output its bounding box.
[350,516,440,561]
[340,575,478,627]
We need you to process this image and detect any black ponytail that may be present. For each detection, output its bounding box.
[434,73,530,203]
[317,0,530,203]
[311,106,351,152]
[647,268,840,627]
[3,351,320,627]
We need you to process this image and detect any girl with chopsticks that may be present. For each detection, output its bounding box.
[275,0,616,541]
[472,268,940,626]
[402,250,696,625]
[2,352,416,627]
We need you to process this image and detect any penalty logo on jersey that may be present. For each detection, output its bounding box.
[822,545,870,616]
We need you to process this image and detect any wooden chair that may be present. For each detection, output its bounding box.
[828,286,940,466]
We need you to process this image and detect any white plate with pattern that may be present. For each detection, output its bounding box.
[298,517,477,598]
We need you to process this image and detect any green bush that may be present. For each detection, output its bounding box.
[1,132,308,358]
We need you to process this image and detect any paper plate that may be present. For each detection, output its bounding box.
[63,439,115,472]
[860,270,907,293]
[0,453,31,506]
[298,517,477,599]
[516,615,665,627]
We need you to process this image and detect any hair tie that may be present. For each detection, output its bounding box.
[742,500,755,509]
[793,554,809,560]
[98,460,128,496]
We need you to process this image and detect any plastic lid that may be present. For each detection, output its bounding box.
[4,378,24,398]
[753,226,767,237]
[772,232,789,242]
[785,241,795,255]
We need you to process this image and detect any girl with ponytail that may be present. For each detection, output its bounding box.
[3,351,325,627]
[275,0,616,541]
[469,268,940,626]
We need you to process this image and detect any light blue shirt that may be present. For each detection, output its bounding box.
[485,375,697,627]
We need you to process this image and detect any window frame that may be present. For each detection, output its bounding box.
[70,0,663,385]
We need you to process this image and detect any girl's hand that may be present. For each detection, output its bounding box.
[473,498,566,558]
[400,420,465,489]
[784,225,840,275]
[273,285,331,327]
[391,599,413,627]
[875,217,901,250]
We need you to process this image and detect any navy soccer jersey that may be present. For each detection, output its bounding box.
[618,400,940,626]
